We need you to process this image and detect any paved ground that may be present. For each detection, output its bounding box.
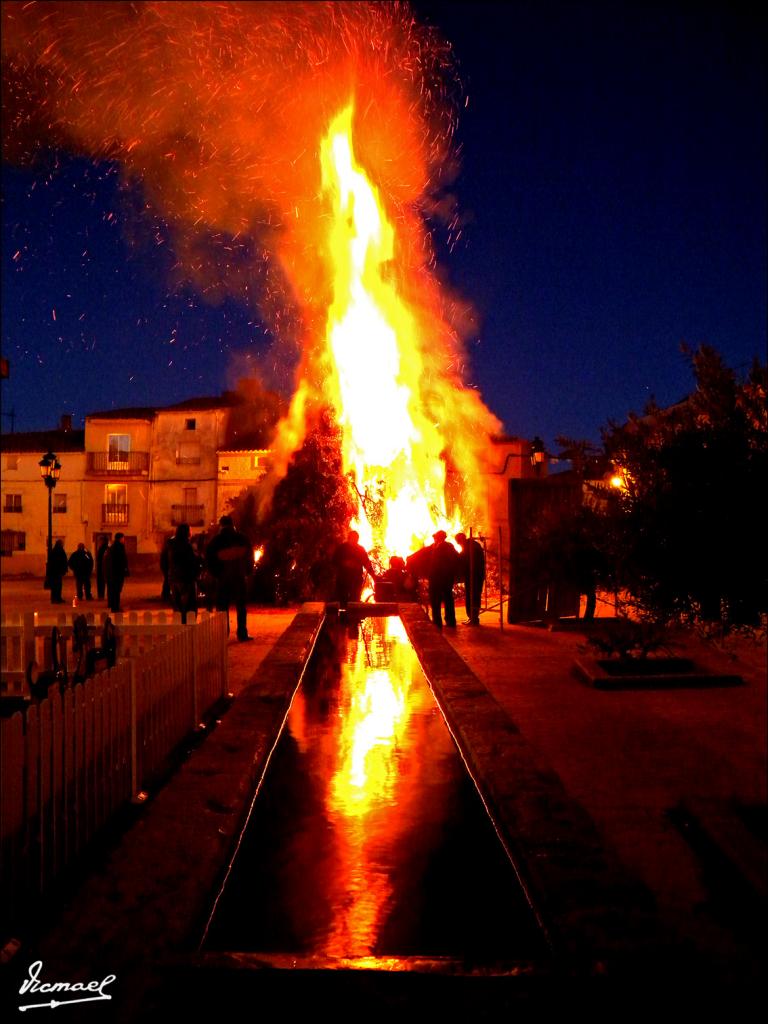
[1,574,765,1017]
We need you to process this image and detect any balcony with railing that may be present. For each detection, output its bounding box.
[101,504,130,525]
[87,451,149,475]
[171,504,205,526]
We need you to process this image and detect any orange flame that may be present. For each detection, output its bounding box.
[2,2,503,559]
[311,103,495,562]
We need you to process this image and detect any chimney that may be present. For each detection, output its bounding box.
[61,414,73,432]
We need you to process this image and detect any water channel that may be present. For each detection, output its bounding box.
[202,615,547,968]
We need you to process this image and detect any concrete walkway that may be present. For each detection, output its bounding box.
[442,613,766,977]
[1,577,765,1016]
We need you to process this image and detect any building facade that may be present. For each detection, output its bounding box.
[1,402,544,577]
[0,398,269,575]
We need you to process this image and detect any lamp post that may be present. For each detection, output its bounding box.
[530,436,546,473]
[39,450,61,588]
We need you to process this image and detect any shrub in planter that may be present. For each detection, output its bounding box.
[585,617,671,661]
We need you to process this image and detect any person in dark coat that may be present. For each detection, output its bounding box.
[168,523,201,624]
[159,534,173,603]
[47,538,68,604]
[68,542,94,601]
[378,555,417,602]
[95,537,109,600]
[206,515,254,641]
[455,532,486,626]
[427,530,460,629]
[105,533,129,613]
[332,529,375,610]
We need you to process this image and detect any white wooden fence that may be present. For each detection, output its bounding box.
[0,611,228,932]
[0,609,215,693]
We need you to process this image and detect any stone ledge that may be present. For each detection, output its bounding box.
[573,656,744,689]
[399,605,673,973]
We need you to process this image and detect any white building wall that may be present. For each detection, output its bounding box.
[1,450,87,574]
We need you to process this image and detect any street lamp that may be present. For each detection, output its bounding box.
[530,436,546,471]
[39,450,61,588]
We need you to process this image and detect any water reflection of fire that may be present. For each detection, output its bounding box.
[324,617,417,956]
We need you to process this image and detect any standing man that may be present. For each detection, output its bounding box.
[168,523,201,625]
[95,536,109,600]
[332,529,375,610]
[68,542,94,601]
[206,515,254,641]
[427,530,460,629]
[47,538,69,604]
[159,533,173,603]
[455,532,486,626]
[105,532,129,613]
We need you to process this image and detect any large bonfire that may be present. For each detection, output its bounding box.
[2,0,502,565]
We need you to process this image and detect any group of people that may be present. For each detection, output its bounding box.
[46,519,484,635]
[45,534,130,612]
[331,527,486,629]
[161,515,254,639]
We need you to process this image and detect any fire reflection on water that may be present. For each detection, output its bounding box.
[287,615,446,957]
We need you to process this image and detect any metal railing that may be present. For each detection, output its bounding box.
[87,451,149,474]
[101,503,130,525]
[171,504,205,525]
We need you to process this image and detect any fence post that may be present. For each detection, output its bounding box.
[23,610,36,679]
[499,527,504,631]
[221,613,228,699]
[129,659,139,801]
[191,627,199,728]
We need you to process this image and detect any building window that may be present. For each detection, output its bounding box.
[102,483,129,524]
[176,442,201,465]
[3,493,22,513]
[107,433,131,465]
[0,530,26,556]
[185,418,196,431]
[53,492,67,514]
[105,483,128,506]
[171,487,203,525]
[4,454,19,471]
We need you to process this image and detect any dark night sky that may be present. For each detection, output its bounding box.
[1,0,765,448]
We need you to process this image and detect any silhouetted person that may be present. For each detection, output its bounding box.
[68,542,94,601]
[332,530,374,610]
[168,523,201,625]
[47,539,68,604]
[159,534,173,603]
[455,532,486,625]
[206,515,253,641]
[95,537,109,600]
[378,555,417,602]
[427,530,460,629]
[105,532,129,613]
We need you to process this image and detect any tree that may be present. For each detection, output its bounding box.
[523,502,611,620]
[600,345,767,628]
[252,408,358,604]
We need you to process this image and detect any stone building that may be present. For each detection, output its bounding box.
[1,400,544,577]
[0,397,270,575]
